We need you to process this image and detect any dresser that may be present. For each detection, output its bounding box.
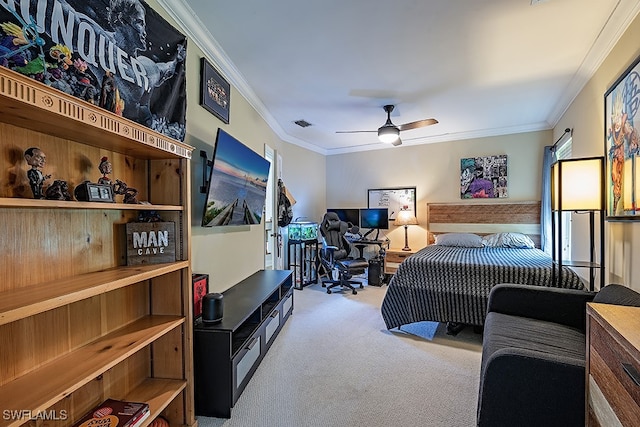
[586,302,640,426]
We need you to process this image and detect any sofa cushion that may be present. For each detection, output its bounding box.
[483,312,586,362]
[593,284,640,307]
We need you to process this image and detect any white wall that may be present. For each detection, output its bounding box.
[150,1,326,293]
[556,12,640,290]
[153,0,640,292]
[326,131,550,251]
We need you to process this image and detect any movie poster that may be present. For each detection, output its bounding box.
[0,0,187,141]
[460,155,508,199]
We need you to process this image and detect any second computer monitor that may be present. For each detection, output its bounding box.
[359,208,389,230]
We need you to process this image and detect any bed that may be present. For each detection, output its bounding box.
[380,202,586,329]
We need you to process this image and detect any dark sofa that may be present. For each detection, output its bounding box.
[477,283,640,427]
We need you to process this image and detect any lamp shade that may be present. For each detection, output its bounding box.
[551,156,604,211]
[394,209,418,226]
[378,125,400,143]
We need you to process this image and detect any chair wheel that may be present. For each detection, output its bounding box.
[327,289,332,294]
[321,283,326,287]
[359,284,364,288]
[352,290,357,295]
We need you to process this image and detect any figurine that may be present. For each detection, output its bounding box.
[97,156,113,186]
[113,178,140,204]
[24,147,51,199]
[44,179,72,201]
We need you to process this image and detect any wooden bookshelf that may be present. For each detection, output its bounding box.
[0,67,195,427]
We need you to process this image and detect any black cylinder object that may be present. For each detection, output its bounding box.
[202,293,224,323]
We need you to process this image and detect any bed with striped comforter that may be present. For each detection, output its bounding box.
[380,245,585,329]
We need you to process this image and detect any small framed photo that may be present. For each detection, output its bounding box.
[74,181,115,202]
[200,58,230,124]
[192,273,209,321]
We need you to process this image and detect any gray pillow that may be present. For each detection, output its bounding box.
[482,232,535,249]
[434,233,484,248]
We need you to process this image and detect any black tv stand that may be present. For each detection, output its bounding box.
[194,270,294,418]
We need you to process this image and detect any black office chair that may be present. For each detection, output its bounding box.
[319,212,369,294]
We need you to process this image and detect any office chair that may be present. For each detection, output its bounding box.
[319,212,369,294]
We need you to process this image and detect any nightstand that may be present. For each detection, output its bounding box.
[384,248,418,275]
[586,302,640,426]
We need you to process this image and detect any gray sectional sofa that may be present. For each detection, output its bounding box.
[477,283,640,427]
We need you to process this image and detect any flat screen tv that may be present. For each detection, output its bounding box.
[202,129,271,226]
[327,208,360,227]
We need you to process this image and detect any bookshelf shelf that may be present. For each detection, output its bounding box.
[0,197,184,211]
[0,261,189,326]
[0,316,184,427]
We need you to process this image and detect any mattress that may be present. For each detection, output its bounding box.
[380,245,585,328]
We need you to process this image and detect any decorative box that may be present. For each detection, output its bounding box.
[125,222,176,265]
[287,221,318,242]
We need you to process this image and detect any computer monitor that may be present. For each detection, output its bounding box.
[326,208,360,227]
[359,208,389,238]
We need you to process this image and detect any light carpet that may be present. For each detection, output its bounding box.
[196,278,482,427]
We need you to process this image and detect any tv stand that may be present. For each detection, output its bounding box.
[194,270,294,418]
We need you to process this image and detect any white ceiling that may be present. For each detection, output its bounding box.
[159,0,640,155]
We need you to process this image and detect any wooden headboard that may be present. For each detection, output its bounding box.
[427,201,541,247]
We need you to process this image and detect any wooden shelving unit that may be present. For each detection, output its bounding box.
[0,67,195,427]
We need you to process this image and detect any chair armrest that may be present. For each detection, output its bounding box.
[487,283,596,330]
[478,347,585,427]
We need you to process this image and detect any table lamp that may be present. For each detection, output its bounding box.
[394,209,419,251]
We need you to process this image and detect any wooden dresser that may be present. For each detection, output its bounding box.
[586,303,640,426]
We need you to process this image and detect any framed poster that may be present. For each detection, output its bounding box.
[192,274,209,321]
[604,52,640,220]
[367,187,416,220]
[0,0,188,141]
[460,155,508,199]
[200,58,230,123]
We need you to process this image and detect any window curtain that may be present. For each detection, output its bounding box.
[541,145,556,254]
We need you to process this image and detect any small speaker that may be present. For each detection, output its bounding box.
[202,293,224,323]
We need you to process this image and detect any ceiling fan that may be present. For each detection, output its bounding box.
[336,104,438,146]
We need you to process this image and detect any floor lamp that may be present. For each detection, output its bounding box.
[394,209,418,251]
[551,156,605,291]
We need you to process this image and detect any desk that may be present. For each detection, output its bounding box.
[351,239,389,286]
[352,239,388,259]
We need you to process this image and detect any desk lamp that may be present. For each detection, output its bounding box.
[394,209,418,251]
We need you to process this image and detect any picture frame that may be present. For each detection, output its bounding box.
[367,187,417,220]
[74,182,115,203]
[604,53,640,220]
[460,155,508,199]
[192,273,209,321]
[200,58,230,124]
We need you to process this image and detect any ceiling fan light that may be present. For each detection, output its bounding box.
[378,126,400,143]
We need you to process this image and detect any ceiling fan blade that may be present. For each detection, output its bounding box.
[398,118,438,131]
[335,130,377,134]
[392,138,402,147]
